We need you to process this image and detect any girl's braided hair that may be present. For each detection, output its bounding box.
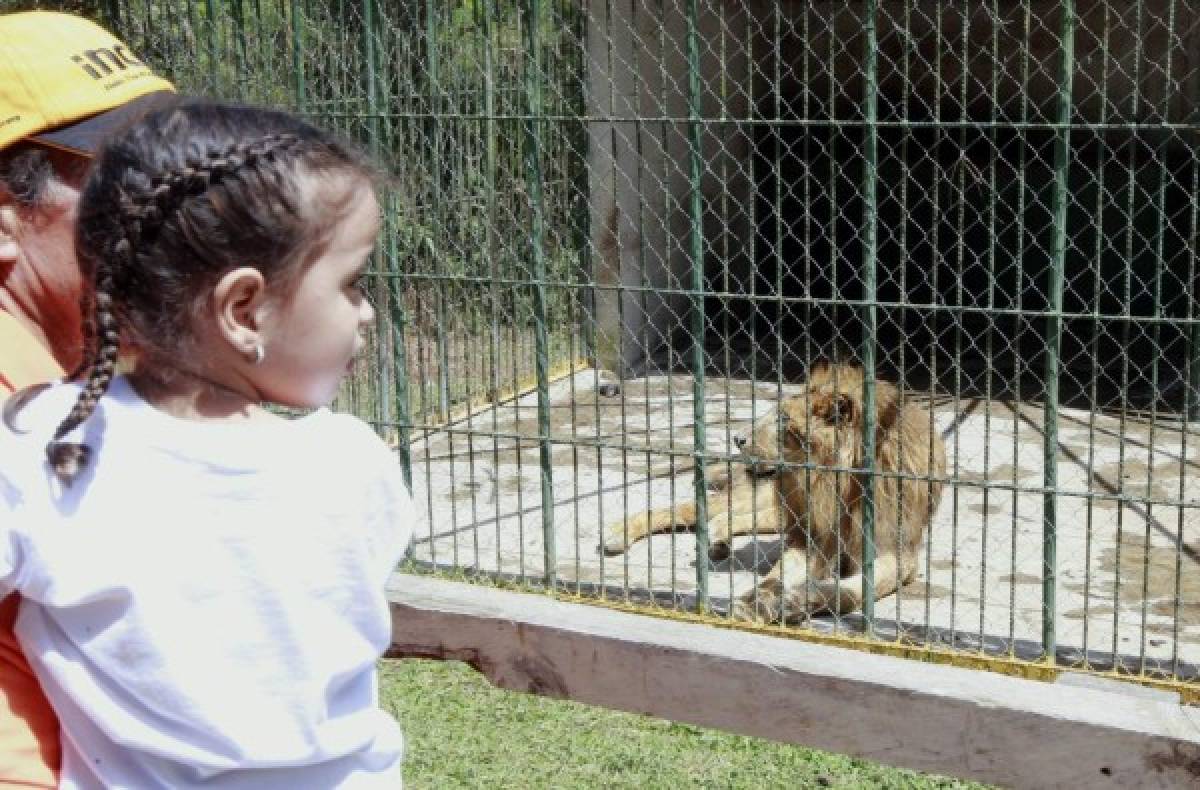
[21,99,373,486]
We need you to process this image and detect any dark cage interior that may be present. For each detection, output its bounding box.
[669,2,1200,415]
[725,115,1200,413]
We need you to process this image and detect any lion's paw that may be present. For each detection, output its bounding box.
[599,527,629,556]
[732,585,784,623]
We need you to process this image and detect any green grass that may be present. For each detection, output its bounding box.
[380,659,993,789]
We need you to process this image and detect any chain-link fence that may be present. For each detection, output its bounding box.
[18,0,1200,694]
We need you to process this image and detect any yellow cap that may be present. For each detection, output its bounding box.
[0,11,175,154]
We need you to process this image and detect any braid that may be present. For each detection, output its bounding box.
[136,133,304,229]
[67,288,96,383]
[44,257,122,486]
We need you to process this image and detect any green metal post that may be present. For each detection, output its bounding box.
[980,0,1001,647]
[567,2,593,365]
[205,0,220,93]
[424,1,451,425]
[686,0,709,608]
[103,0,122,33]
[1139,0,1178,674]
[949,2,971,644]
[290,0,306,110]
[1082,0,1112,662]
[897,0,913,629]
[1112,0,1145,664]
[741,0,762,615]
[373,5,410,488]
[231,0,247,90]
[771,0,784,602]
[482,0,505,573]
[362,0,390,438]
[1043,0,1076,663]
[386,195,412,492]
[1176,149,1199,678]
[522,0,556,587]
[927,1,945,638]
[379,24,409,495]
[859,0,880,633]
[1008,1,1034,651]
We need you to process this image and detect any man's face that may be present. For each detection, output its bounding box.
[19,147,87,276]
[0,145,91,365]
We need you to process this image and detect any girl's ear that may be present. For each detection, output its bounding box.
[211,266,268,360]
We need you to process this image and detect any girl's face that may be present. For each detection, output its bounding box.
[254,179,380,408]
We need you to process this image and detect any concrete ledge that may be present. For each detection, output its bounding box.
[386,573,1200,789]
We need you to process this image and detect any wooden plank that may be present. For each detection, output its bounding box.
[387,573,1200,789]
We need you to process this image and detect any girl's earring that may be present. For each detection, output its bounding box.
[251,344,266,365]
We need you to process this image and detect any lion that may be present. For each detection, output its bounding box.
[601,363,946,623]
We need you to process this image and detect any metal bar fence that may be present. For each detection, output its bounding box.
[31,0,1200,695]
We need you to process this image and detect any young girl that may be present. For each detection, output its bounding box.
[0,100,413,788]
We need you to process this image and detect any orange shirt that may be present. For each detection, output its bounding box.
[0,312,63,395]
[0,309,62,788]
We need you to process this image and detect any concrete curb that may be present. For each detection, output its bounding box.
[387,572,1200,789]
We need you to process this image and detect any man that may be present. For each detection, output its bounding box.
[0,11,173,783]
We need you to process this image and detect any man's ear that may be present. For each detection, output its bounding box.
[0,202,21,264]
[211,266,268,359]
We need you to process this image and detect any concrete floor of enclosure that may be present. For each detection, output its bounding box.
[408,369,1200,678]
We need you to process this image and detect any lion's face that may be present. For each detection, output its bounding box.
[736,371,866,472]
[734,405,784,475]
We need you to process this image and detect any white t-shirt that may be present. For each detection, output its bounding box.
[0,376,414,789]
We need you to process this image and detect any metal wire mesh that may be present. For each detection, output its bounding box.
[27,0,1200,691]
